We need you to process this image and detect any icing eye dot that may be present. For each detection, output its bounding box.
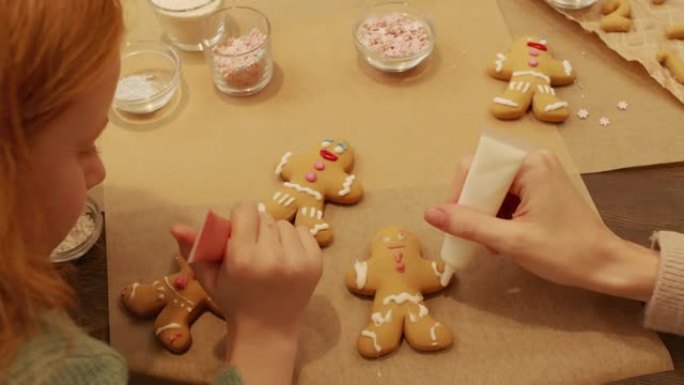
[540,39,548,45]
[383,236,391,243]
[333,145,344,154]
[321,141,332,148]
[397,232,406,241]
[527,37,532,42]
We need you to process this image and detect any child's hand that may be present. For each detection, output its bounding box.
[174,202,322,331]
[172,203,322,385]
[425,151,658,302]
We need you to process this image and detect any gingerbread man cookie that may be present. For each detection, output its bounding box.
[600,0,633,32]
[658,50,684,84]
[487,36,576,123]
[346,226,453,358]
[120,254,223,354]
[262,138,363,247]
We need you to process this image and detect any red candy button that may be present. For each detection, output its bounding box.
[174,275,189,290]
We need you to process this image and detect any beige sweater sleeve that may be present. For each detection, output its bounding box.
[644,231,684,335]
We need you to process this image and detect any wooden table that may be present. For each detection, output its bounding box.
[65,163,684,384]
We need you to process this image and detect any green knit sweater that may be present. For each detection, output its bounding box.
[6,312,241,385]
[6,312,127,385]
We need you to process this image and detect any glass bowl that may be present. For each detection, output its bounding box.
[546,0,597,10]
[201,6,273,95]
[113,41,181,114]
[50,196,104,263]
[353,2,435,72]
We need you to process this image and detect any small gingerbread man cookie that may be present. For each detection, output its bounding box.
[120,254,223,354]
[488,36,576,123]
[658,50,684,84]
[600,0,633,33]
[263,138,363,247]
[346,226,453,358]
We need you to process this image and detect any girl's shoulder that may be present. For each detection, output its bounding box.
[7,311,128,385]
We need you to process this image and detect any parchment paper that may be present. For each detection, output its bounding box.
[102,0,673,383]
[497,0,684,173]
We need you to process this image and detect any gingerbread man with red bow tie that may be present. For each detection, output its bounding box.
[488,36,576,123]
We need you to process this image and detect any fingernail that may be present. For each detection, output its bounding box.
[425,207,448,228]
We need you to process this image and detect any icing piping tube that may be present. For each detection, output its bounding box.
[439,133,528,286]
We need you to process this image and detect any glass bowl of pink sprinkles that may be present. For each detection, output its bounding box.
[201,7,273,95]
[354,2,435,72]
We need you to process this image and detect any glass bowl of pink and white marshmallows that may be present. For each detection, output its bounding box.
[354,2,435,73]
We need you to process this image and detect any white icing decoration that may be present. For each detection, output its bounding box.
[544,101,568,112]
[522,82,531,93]
[129,282,139,299]
[397,232,406,241]
[431,261,448,287]
[419,304,428,318]
[338,174,356,196]
[317,210,323,220]
[275,152,292,175]
[383,292,423,306]
[383,236,391,243]
[512,70,550,83]
[409,304,429,323]
[283,182,322,200]
[430,323,441,344]
[371,310,393,326]
[301,207,307,216]
[273,192,281,201]
[333,145,344,154]
[158,293,165,300]
[163,276,196,306]
[284,197,295,207]
[153,280,160,286]
[493,97,519,108]
[321,140,332,148]
[155,322,183,336]
[277,193,289,205]
[186,307,192,312]
[562,60,573,76]
[173,299,178,304]
[361,330,382,353]
[495,52,506,73]
[310,223,329,236]
[354,261,368,289]
[540,39,548,45]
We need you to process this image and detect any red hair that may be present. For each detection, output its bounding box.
[0,0,124,370]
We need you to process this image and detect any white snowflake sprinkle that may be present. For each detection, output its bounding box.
[577,108,589,119]
[616,100,629,110]
[599,117,611,127]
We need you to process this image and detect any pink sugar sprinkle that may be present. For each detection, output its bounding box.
[356,13,431,58]
[212,28,268,89]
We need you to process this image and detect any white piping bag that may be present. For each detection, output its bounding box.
[439,132,528,286]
